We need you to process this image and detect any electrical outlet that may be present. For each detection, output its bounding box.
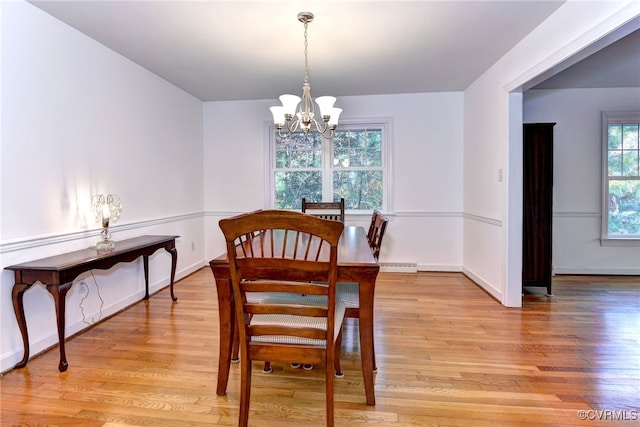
[78,281,88,295]
[191,241,195,251]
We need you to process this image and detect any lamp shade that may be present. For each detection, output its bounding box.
[270,106,286,126]
[315,96,336,117]
[328,108,342,126]
[279,94,301,116]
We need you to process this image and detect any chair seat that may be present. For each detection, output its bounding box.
[251,299,346,346]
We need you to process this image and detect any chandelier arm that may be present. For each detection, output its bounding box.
[287,117,301,134]
[311,117,327,134]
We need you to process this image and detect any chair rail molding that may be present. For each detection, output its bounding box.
[1,212,203,254]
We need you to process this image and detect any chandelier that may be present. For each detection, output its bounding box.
[270,12,342,138]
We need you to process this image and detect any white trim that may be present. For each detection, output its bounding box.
[417,263,462,273]
[600,110,640,240]
[554,266,640,275]
[462,212,502,227]
[0,212,203,254]
[504,92,524,308]
[265,117,394,212]
[462,266,502,303]
[554,211,600,218]
[206,210,461,220]
[600,237,640,247]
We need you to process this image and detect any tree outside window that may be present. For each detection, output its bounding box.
[603,111,640,238]
[271,123,388,212]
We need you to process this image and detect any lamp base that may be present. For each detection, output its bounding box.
[96,239,115,255]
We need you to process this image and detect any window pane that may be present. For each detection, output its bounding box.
[350,147,365,167]
[622,124,639,149]
[275,132,322,168]
[608,124,622,149]
[333,148,350,167]
[333,130,349,149]
[333,129,382,169]
[608,179,640,235]
[622,150,639,176]
[608,150,622,176]
[366,130,383,166]
[333,170,383,210]
[274,171,322,209]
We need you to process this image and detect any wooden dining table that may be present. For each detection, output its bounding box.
[209,225,380,405]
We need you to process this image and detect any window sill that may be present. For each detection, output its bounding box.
[600,237,640,247]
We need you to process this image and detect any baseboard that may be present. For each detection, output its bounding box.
[553,266,640,275]
[461,266,503,302]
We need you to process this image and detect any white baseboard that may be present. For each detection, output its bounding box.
[553,266,640,275]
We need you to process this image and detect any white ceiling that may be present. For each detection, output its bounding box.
[28,1,638,102]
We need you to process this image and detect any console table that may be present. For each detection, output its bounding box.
[5,235,179,372]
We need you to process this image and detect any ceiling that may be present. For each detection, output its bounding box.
[29,1,638,102]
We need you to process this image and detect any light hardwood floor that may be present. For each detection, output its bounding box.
[1,269,638,426]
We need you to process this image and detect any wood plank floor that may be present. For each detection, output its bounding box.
[1,269,638,426]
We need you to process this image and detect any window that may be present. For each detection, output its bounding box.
[269,121,390,212]
[602,111,640,239]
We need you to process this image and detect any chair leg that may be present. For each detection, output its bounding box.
[372,342,377,372]
[232,321,240,363]
[334,329,344,378]
[239,357,252,427]
[326,346,335,427]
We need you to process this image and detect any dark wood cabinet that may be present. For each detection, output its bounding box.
[522,123,555,296]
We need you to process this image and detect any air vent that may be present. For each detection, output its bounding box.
[379,263,418,273]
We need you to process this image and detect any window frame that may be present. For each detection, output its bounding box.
[265,117,393,214]
[601,110,640,245]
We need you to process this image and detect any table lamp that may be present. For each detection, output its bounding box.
[91,194,122,254]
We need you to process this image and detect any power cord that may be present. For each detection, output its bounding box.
[79,270,104,326]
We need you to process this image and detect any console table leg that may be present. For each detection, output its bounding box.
[166,246,178,301]
[143,255,150,300]
[11,282,33,369]
[46,282,72,372]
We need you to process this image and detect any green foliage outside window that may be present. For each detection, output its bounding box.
[607,123,640,235]
[273,127,385,210]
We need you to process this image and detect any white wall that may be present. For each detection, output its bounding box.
[0,1,205,372]
[524,87,640,274]
[202,92,465,272]
[463,0,640,306]
[3,0,637,374]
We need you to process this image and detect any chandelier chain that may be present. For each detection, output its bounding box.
[303,21,309,85]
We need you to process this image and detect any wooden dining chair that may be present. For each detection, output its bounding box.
[366,209,382,246]
[302,197,345,222]
[219,210,347,427]
[368,211,388,261]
